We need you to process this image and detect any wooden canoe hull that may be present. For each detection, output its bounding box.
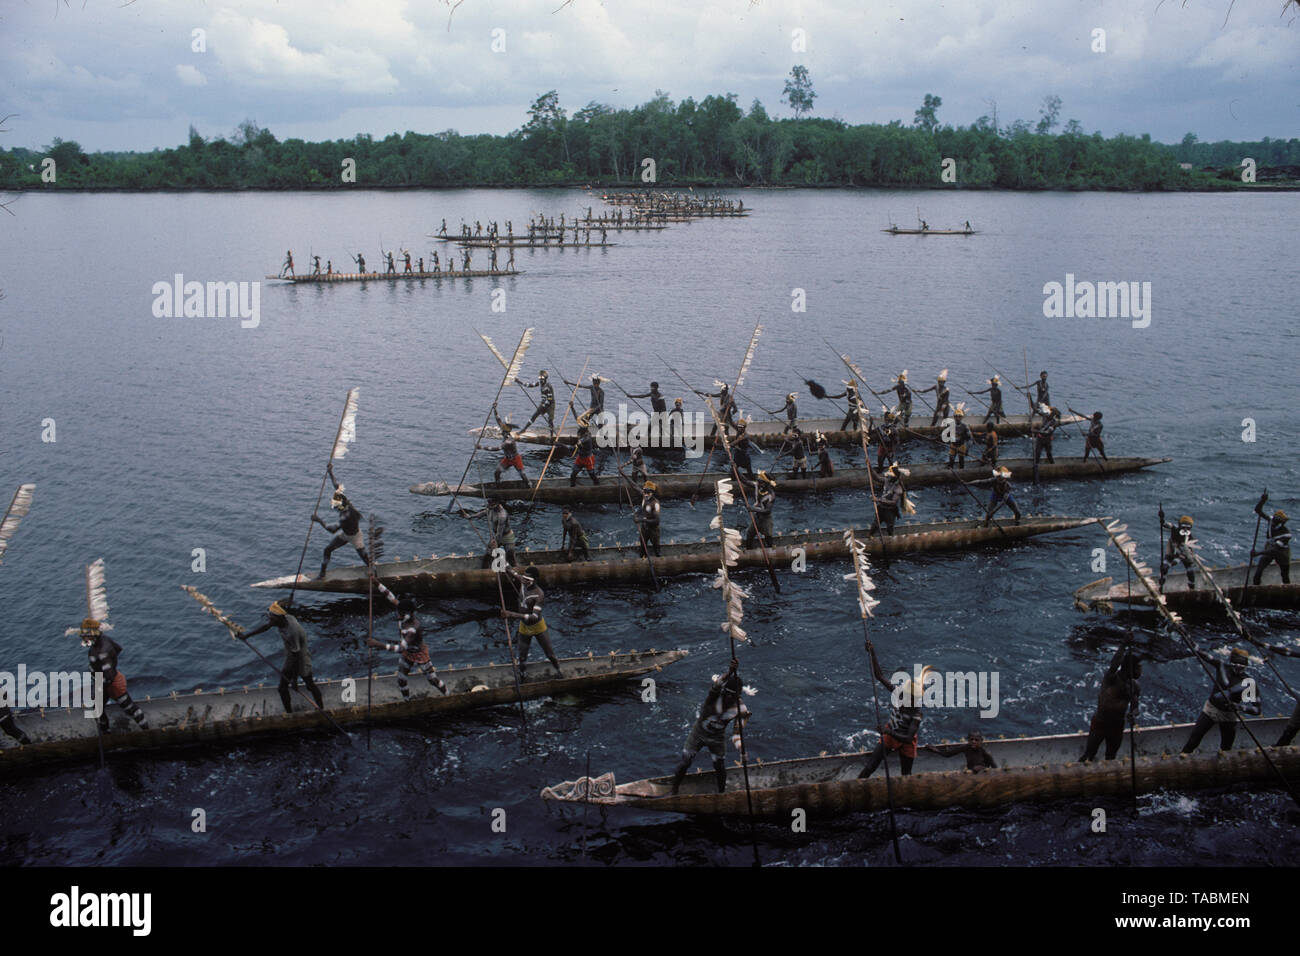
[883,228,976,235]
[476,413,1080,450]
[411,457,1169,505]
[252,516,1099,598]
[0,649,686,771]
[266,269,519,282]
[1075,561,1300,612]
[541,718,1298,817]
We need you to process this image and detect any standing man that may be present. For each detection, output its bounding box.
[500,566,562,674]
[521,370,557,434]
[916,370,951,427]
[743,472,777,550]
[1079,642,1141,761]
[366,586,448,698]
[79,618,150,733]
[1252,492,1291,585]
[241,601,325,714]
[561,508,591,562]
[634,481,662,558]
[966,465,1022,527]
[1082,411,1107,462]
[858,642,930,779]
[280,250,295,278]
[312,463,370,576]
[1181,647,1260,753]
[1159,508,1197,592]
[971,376,1005,425]
[669,660,751,795]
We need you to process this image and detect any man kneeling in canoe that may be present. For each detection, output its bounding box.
[670,660,751,795]
[241,601,325,713]
[924,731,997,771]
[859,642,928,779]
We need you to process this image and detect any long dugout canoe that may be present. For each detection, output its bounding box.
[411,457,1169,506]
[540,717,1298,817]
[266,269,519,282]
[1075,560,1300,613]
[474,412,1082,450]
[0,649,685,771]
[883,227,977,235]
[252,515,1099,598]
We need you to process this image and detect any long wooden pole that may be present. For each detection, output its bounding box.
[288,388,358,604]
[448,329,534,516]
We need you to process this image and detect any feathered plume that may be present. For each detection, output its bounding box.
[734,323,763,388]
[331,387,360,461]
[181,585,246,637]
[804,379,829,400]
[843,530,881,618]
[503,328,535,387]
[478,331,509,369]
[85,558,111,625]
[66,558,115,635]
[0,483,35,567]
[714,479,749,641]
[840,352,869,384]
[1100,519,1185,631]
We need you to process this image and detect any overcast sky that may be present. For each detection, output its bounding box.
[2,0,1296,152]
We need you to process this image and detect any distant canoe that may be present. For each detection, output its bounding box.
[473,412,1082,450]
[1075,560,1300,613]
[252,515,1099,598]
[883,226,977,235]
[450,240,617,248]
[0,649,686,771]
[266,269,519,283]
[410,457,1169,505]
[540,718,1297,817]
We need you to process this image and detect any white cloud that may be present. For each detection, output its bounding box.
[176,64,208,87]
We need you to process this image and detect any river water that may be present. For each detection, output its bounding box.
[0,187,1297,865]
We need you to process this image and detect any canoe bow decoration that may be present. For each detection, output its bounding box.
[0,483,35,567]
[540,771,617,802]
[711,478,749,642]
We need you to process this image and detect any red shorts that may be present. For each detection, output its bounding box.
[401,646,430,665]
[575,455,596,470]
[500,454,524,471]
[881,733,917,758]
[105,671,127,698]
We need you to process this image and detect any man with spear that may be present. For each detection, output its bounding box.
[1079,641,1142,762]
[519,369,556,434]
[499,565,562,675]
[1252,492,1291,585]
[240,601,325,714]
[964,465,1022,527]
[311,463,370,577]
[970,375,1005,424]
[669,659,751,795]
[366,585,447,698]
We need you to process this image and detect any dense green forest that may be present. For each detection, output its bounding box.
[3,88,1297,191]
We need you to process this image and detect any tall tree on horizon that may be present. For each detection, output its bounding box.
[782,65,817,119]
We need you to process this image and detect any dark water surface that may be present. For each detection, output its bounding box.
[1,188,1298,865]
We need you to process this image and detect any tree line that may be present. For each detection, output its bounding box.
[2,89,1295,191]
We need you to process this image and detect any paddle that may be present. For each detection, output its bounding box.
[494,570,529,729]
[364,516,385,750]
[844,531,903,864]
[688,321,764,505]
[613,448,661,591]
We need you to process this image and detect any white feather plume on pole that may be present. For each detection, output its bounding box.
[843,530,881,618]
[714,479,749,642]
[734,323,763,388]
[0,483,35,566]
[331,387,360,461]
[67,558,114,634]
[503,328,534,387]
[478,331,509,369]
